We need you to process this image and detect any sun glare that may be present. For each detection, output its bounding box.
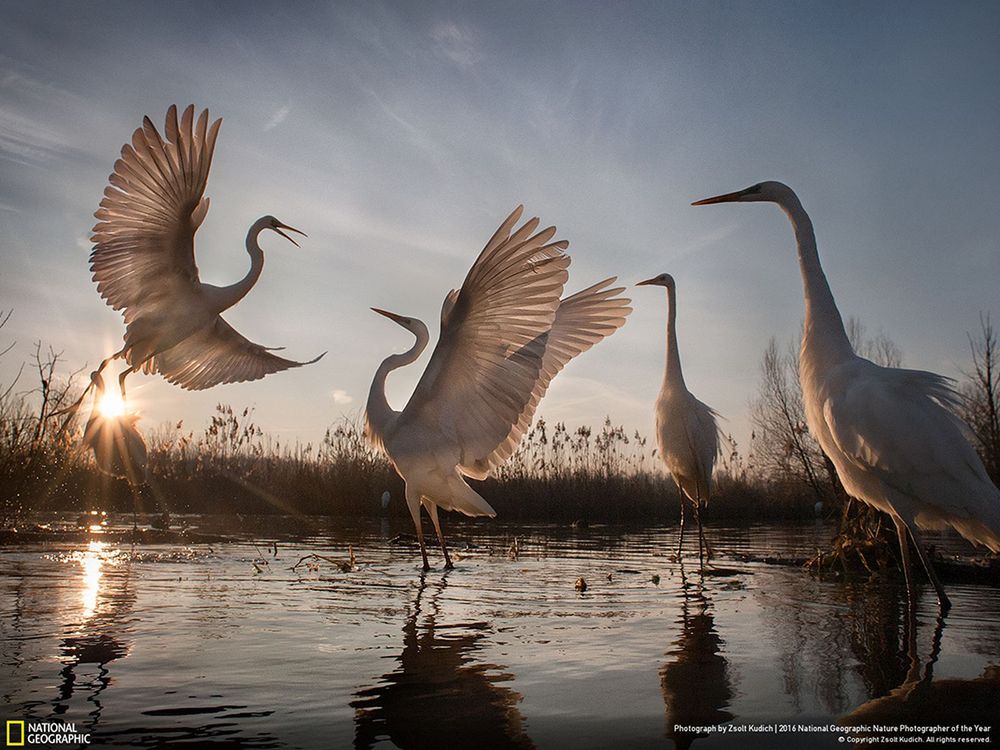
[98,390,126,418]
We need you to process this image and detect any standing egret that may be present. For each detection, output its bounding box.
[693,181,1000,609]
[79,104,322,408]
[638,273,720,563]
[366,206,631,569]
[83,371,148,486]
[81,370,149,528]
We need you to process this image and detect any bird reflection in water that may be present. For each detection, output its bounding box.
[352,572,535,750]
[841,609,1000,732]
[54,540,135,733]
[661,566,734,749]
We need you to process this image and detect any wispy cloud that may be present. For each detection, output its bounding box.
[0,107,76,164]
[331,389,353,405]
[264,104,291,131]
[430,22,481,67]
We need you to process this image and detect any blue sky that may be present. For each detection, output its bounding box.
[1,1,998,458]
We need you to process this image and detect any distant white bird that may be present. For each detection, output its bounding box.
[366,207,631,569]
[83,104,322,405]
[82,370,148,487]
[693,181,1000,608]
[638,273,720,563]
[81,370,149,528]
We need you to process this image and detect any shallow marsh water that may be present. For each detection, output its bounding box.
[1,516,998,748]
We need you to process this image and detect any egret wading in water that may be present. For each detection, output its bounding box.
[366,206,631,570]
[693,181,1000,609]
[66,104,323,413]
[637,273,720,563]
[81,370,149,527]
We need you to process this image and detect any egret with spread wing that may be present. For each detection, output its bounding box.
[77,104,322,409]
[637,273,720,563]
[693,181,1000,609]
[366,207,632,569]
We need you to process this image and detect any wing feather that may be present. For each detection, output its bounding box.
[462,277,633,478]
[399,207,571,468]
[90,105,220,322]
[148,317,325,391]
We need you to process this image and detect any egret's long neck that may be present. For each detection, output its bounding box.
[777,193,853,364]
[366,324,430,444]
[663,285,686,390]
[209,219,267,313]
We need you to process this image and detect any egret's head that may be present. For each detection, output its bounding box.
[261,215,307,247]
[637,272,675,289]
[89,370,105,391]
[371,308,429,339]
[692,180,791,205]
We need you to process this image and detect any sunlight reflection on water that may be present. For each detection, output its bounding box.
[0,517,997,748]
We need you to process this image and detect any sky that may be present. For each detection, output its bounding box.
[1,0,999,457]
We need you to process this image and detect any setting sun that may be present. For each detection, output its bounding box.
[98,390,125,418]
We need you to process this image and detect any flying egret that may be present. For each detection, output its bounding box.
[693,181,1000,609]
[79,104,322,408]
[637,273,720,563]
[365,206,631,569]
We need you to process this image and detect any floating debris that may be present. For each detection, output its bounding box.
[651,574,661,585]
[507,537,520,561]
[575,577,587,592]
[290,546,356,573]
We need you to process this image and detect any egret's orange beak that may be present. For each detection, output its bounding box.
[371,308,407,325]
[273,221,307,247]
[636,277,660,286]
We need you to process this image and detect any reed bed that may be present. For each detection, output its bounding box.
[1,379,816,526]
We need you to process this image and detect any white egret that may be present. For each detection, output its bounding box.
[365,206,631,569]
[81,370,149,528]
[83,104,322,406]
[693,181,1000,608]
[82,371,148,485]
[638,273,720,562]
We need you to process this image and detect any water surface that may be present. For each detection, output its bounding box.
[1,517,998,748]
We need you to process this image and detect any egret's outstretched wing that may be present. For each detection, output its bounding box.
[148,316,325,390]
[400,207,571,468]
[90,104,221,325]
[461,277,632,478]
[823,360,1000,549]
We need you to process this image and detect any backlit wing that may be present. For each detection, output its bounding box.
[90,104,221,325]
[400,206,570,468]
[148,316,325,390]
[462,277,632,478]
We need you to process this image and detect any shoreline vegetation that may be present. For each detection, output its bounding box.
[1,310,998,576]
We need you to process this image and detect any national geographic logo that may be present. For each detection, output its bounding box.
[5,721,90,745]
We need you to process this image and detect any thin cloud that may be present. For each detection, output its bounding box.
[430,22,481,67]
[331,389,353,405]
[264,104,290,131]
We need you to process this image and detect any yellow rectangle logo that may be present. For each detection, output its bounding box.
[6,720,25,747]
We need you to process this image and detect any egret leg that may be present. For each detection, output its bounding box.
[894,517,916,610]
[676,484,686,559]
[405,487,430,571]
[696,484,712,562]
[427,504,453,570]
[695,503,705,568]
[118,366,134,400]
[906,522,951,611]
